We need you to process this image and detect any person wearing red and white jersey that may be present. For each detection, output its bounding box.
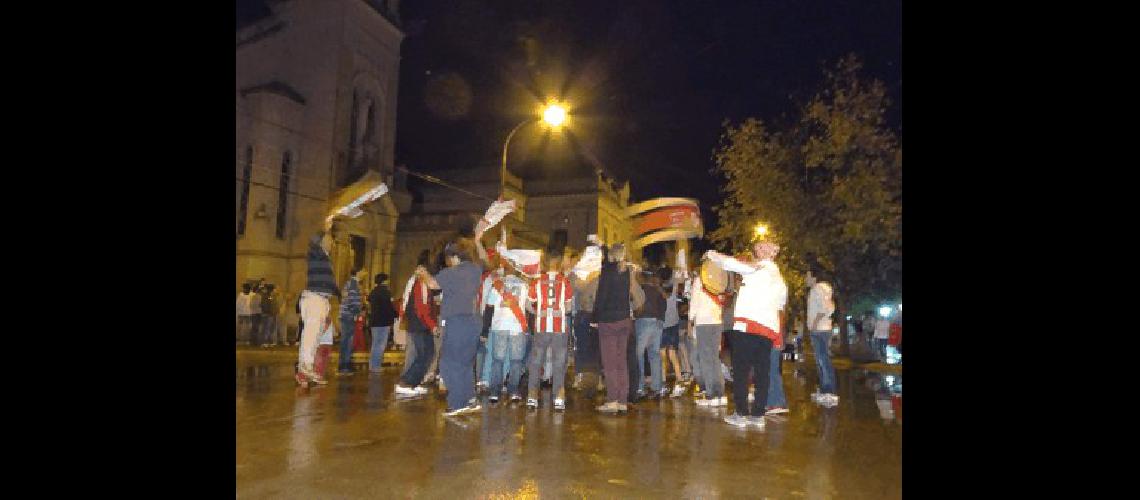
[525,254,575,410]
[705,240,788,430]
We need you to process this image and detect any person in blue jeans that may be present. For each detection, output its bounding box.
[765,329,788,413]
[634,269,669,399]
[420,235,490,416]
[805,272,838,408]
[368,274,397,373]
[337,269,366,375]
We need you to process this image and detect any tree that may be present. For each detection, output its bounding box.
[710,54,902,357]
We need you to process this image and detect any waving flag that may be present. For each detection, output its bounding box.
[496,241,542,278]
[474,198,517,235]
[624,197,703,248]
[326,171,388,223]
[572,244,604,281]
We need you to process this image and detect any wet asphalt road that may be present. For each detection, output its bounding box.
[237,352,901,499]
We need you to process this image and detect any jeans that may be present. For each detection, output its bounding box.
[694,324,725,398]
[490,330,527,396]
[439,314,480,411]
[528,332,570,400]
[873,338,888,361]
[401,329,434,387]
[237,315,253,343]
[634,318,664,393]
[262,314,277,345]
[370,326,391,370]
[338,315,357,372]
[684,332,699,388]
[729,331,772,416]
[810,331,837,394]
[766,344,787,408]
[297,291,330,369]
[250,314,263,344]
[598,319,632,404]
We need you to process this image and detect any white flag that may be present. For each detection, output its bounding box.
[475,198,517,235]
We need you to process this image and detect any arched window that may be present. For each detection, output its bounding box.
[237,146,253,236]
[276,152,292,239]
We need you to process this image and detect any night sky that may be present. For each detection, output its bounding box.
[238,0,902,229]
[395,0,901,223]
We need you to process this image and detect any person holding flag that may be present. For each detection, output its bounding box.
[481,260,530,404]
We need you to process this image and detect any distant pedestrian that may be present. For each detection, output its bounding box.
[237,284,254,344]
[806,271,838,407]
[368,273,397,373]
[874,312,891,361]
[337,268,366,376]
[260,284,281,346]
[249,284,263,346]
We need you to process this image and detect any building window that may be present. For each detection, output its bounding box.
[276,152,292,239]
[237,146,253,236]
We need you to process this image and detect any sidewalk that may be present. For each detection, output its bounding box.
[797,349,902,373]
[235,344,407,366]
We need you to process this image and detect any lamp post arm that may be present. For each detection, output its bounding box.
[501,118,534,196]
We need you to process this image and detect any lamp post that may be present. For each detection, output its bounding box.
[500,102,568,195]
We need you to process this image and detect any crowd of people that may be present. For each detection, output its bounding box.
[236,280,283,347]
[278,217,853,430]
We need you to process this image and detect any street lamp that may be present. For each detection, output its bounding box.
[753,222,769,239]
[500,101,569,195]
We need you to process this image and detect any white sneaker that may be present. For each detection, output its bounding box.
[459,403,482,415]
[811,391,823,403]
[716,396,728,407]
[395,385,418,396]
[671,385,685,398]
[695,398,711,406]
[723,413,748,427]
[444,406,465,417]
[822,394,839,407]
[413,386,429,395]
[526,398,538,409]
[766,407,790,415]
[554,398,566,411]
[746,416,766,429]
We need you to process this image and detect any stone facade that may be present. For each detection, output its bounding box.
[236,0,410,330]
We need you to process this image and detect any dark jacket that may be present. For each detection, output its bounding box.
[636,283,667,320]
[593,259,632,324]
[368,284,396,327]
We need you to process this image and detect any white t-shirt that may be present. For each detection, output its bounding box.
[806,282,835,332]
[874,318,891,339]
[481,274,530,334]
[687,276,723,326]
[237,292,252,316]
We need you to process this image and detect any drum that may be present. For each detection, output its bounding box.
[699,259,728,295]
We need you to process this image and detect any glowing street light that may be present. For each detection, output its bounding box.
[878,306,892,318]
[542,103,567,128]
[501,101,571,194]
[753,222,769,239]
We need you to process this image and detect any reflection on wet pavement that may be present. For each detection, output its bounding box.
[237,354,900,499]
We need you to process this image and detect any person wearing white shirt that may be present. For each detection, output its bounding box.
[482,266,531,404]
[237,284,253,344]
[705,241,787,429]
[874,315,891,361]
[806,271,838,407]
[688,267,727,407]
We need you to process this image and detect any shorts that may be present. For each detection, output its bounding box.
[661,324,680,349]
